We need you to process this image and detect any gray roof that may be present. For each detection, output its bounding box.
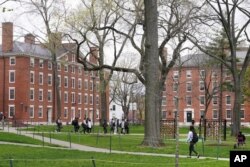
[176,49,248,67]
[0,41,77,59]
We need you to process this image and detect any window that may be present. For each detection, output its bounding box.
[173,96,178,107]
[90,95,93,105]
[173,82,178,92]
[9,105,15,118]
[173,71,179,79]
[213,81,218,92]
[71,92,75,104]
[39,73,43,85]
[78,93,82,104]
[57,63,61,71]
[72,55,76,62]
[30,71,35,84]
[162,97,166,106]
[240,110,245,119]
[9,87,15,100]
[200,70,205,78]
[226,109,231,119]
[162,111,167,119]
[30,88,34,101]
[213,96,218,105]
[64,65,68,72]
[212,71,218,78]
[78,108,82,118]
[71,66,75,73]
[48,74,52,86]
[226,95,231,105]
[84,94,88,104]
[78,67,82,75]
[38,106,43,118]
[10,57,16,65]
[29,105,34,118]
[39,59,44,68]
[64,107,68,118]
[186,82,192,92]
[186,70,192,78]
[84,80,88,90]
[200,110,204,119]
[213,109,218,119]
[199,81,205,91]
[96,96,99,105]
[78,79,82,89]
[186,96,192,106]
[9,70,15,83]
[30,57,35,67]
[200,96,205,105]
[39,89,43,101]
[64,77,68,88]
[64,92,68,103]
[71,77,75,89]
[48,61,52,70]
[48,90,52,102]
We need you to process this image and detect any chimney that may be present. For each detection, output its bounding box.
[24,33,35,44]
[2,22,13,52]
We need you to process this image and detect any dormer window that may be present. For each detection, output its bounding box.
[10,57,16,65]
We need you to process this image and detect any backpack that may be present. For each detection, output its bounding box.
[192,131,198,143]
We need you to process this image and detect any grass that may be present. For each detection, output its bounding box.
[0,144,228,167]
[1,125,249,167]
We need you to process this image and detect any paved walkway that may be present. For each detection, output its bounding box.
[1,127,229,161]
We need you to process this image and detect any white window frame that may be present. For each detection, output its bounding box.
[39,72,43,85]
[64,76,68,88]
[9,57,16,65]
[39,59,44,68]
[8,105,15,118]
[186,70,192,78]
[38,106,43,118]
[48,90,52,102]
[48,74,52,86]
[30,71,35,84]
[9,87,15,100]
[30,88,34,101]
[71,92,75,104]
[78,93,82,104]
[39,89,43,101]
[9,70,15,83]
[71,77,75,89]
[30,57,35,67]
[29,105,34,118]
[64,91,68,103]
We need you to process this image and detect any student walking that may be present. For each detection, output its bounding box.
[187,126,199,158]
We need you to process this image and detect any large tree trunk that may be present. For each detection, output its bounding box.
[232,76,241,136]
[142,0,163,147]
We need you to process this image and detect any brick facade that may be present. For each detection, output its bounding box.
[0,22,107,125]
[162,55,250,126]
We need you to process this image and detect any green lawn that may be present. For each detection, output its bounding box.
[1,125,249,167]
[0,144,228,167]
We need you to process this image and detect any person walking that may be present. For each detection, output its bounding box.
[81,118,87,134]
[56,117,62,132]
[187,126,199,158]
[87,118,92,133]
[102,119,108,134]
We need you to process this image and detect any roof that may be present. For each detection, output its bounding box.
[175,49,248,67]
[0,41,77,59]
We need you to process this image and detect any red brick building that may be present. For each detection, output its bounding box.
[0,22,105,125]
[162,53,250,126]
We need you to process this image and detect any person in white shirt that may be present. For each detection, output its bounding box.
[187,126,199,158]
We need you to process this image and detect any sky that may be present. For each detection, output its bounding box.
[0,0,81,44]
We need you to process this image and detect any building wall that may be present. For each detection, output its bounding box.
[163,66,250,126]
